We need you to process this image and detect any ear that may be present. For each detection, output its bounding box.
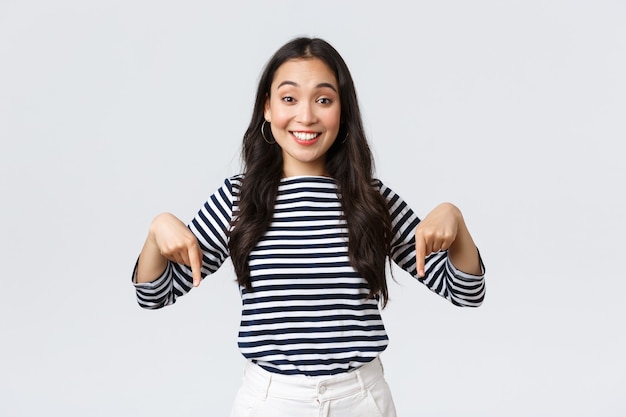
[263,95,271,122]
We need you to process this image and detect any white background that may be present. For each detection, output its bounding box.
[1,1,624,416]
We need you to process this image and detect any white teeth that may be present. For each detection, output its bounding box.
[292,131,319,141]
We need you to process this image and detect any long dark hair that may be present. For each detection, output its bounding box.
[228,37,393,306]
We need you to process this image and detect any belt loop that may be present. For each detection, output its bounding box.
[378,356,385,374]
[247,361,270,400]
[355,368,366,395]
[261,374,271,400]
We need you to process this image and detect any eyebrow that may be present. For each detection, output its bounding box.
[276,80,338,93]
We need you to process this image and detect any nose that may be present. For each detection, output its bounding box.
[297,102,317,125]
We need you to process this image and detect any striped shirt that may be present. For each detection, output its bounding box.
[133,175,485,376]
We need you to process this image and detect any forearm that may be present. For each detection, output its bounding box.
[448,216,482,276]
[135,232,168,284]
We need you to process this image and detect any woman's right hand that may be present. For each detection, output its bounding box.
[147,212,203,287]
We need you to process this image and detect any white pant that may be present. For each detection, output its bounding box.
[229,356,397,417]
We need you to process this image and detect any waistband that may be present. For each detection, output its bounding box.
[242,357,386,402]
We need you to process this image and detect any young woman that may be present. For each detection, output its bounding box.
[133,37,485,417]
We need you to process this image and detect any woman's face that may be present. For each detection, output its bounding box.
[264,58,341,178]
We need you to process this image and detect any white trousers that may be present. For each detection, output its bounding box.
[229,356,397,417]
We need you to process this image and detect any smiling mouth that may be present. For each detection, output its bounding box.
[291,131,320,141]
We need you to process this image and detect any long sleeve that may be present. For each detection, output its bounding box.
[376,180,486,307]
[132,177,237,309]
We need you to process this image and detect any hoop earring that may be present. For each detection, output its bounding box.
[341,132,349,144]
[261,120,276,144]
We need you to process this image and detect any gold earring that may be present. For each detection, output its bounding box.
[261,120,275,144]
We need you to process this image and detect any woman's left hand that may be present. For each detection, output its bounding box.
[414,202,462,277]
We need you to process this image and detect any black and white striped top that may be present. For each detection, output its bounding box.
[133,175,485,376]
